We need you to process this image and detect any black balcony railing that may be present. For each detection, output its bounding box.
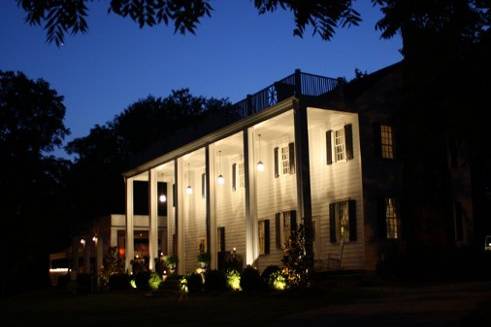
[234,69,340,117]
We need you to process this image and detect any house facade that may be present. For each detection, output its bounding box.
[120,65,474,275]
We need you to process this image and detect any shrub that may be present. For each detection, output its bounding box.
[57,273,71,289]
[76,273,92,294]
[148,272,162,290]
[204,270,227,292]
[187,272,203,293]
[134,271,151,290]
[261,265,280,287]
[270,270,287,291]
[197,252,211,265]
[240,266,264,292]
[226,270,241,291]
[108,273,129,291]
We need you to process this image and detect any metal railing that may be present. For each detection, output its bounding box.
[235,69,339,117]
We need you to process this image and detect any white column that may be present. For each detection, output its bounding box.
[167,179,174,255]
[245,128,259,265]
[148,169,158,271]
[176,158,186,274]
[207,144,218,269]
[125,177,134,273]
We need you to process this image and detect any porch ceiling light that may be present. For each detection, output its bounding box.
[217,150,225,184]
[186,185,193,195]
[159,194,167,203]
[217,174,225,185]
[80,239,86,246]
[92,236,98,243]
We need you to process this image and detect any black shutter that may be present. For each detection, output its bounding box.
[290,210,297,235]
[232,163,237,191]
[264,220,270,255]
[348,200,357,241]
[329,203,337,243]
[378,198,387,240]
[288,142,295,174]
[274,147,279,178]
[326,130,333,165]
[345,124,354,160]
[373,123,382,158]
[172,184,176,207]
[275,213,281,249]
[201,173,206,198]
[219,227,225,252]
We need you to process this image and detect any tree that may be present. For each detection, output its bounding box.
[16,0,361,46]
[0,71,71,294]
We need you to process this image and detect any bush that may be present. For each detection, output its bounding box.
[134,271,151,290]
[57,273,71,289]
[108,273,129,291]
[187,272,203,293]
[240,266,264,292]
[148,272,162,290]
[204,270,227,292]
[261,265,280,287]
[76,273,92,294]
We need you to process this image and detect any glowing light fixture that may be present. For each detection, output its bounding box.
[186,162,192,195]
[256,133,264,172]
[159,194,167,203]
[92,236,98,243]
[217,174,225,185]
[80,239,86,246]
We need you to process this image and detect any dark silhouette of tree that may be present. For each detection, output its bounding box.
[66,89,238,230]
[16,0,361,46]
[0,71,71,294]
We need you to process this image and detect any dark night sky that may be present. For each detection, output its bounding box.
[0,1,401,156]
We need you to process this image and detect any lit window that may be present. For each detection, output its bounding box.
[281,146,289,174]
[386,198,400,239]
[337,201,350,241]
[258,220,269,255]
[334,129,345,161]
[381,125,394,159]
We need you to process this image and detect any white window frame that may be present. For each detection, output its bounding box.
[385,198,400,239]
[333,128,346,162]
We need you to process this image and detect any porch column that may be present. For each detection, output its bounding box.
[293,98,314,268]
[125,177,134,273]
[206,145,218,269]
[148,169,158,271]
[96,237,103,273]
[83,239,91,273]
[166,179,174,256]
[244,128,258,265]
[175,158,185,274]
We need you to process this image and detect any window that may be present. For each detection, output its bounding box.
[385,198,400,239]
[334,129,345,161]
[274,142,295,177]
[258,220,270,255]
[329,200,357,243]
[217,227,225,252]
[380,125,394,159]
[275,210,297,249]
[327,124,354,165]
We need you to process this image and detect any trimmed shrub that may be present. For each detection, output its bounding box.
[261,265,280,287]
[134,271,151,290]
[204,270,227,292]
[187,272,203,293]
[76,273,92,294]
[148,272,162,290]
[109,273,129,291]
[240,266,264,292]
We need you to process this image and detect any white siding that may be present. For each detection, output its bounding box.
[308,108,366,270]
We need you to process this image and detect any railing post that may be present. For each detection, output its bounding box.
[246,94,253,116]
[294,69,302,97]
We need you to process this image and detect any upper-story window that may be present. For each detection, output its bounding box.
[326,124,354,165]
[381,125,394,159]
[274,142,295,177]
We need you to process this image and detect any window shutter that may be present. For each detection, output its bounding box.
[275,213,281,249]
[326,130,333,165]
[288,142,295,174]
[201,173,206,198]
[274,147,279,178]
[329,203,337,243]
[378,198,387,240]
[219,227,225,252]
[264,220,270,255]
[348,200,357,241]
[172,184,176,207]
[344,124,354,160]
[232,163,237,191]
[373,123,382,158]
[290,210,297,235]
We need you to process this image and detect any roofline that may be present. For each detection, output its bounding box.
[123,97,299,178]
